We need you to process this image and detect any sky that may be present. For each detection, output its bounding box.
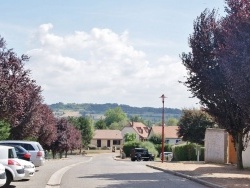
[0,0,226,109]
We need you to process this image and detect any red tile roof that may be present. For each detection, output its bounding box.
[150,125,179,139]
[93,130,123,140]
[128,122,149,139]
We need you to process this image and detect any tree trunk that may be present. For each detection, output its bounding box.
[235,132,244,169]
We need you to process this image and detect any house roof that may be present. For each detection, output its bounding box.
[93,130,123,140]
[128,122,149,139]
[150,125,179,139]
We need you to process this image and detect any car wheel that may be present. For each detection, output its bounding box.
[3,170,12,187]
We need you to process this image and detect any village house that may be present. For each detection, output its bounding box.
[148,125,181,145]
[121,122,150,142]
[90,129,123,149]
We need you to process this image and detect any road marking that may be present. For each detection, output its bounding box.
[45,157,93,188]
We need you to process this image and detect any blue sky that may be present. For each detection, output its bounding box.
[0,0,226,108]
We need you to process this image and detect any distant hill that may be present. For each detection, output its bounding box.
[49,102,182,124]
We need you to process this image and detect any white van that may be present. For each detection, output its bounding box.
[0,141,45,167]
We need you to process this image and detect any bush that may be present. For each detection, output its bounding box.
[123,141,158,158]
[172,143,204,161]
[88,144,97,150]
[155,144,172,156]
[140,141,158,157]
[123,141,140,157]
[101,146,109,150]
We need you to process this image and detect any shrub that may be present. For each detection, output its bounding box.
[140,141,158,157]
[88,144,97,150]
[172,143,204,161]
[123,141,140,157]
[155,144,172,156]
[123,141,159,158]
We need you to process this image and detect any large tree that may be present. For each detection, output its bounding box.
[69,117,93,148]
[177,109,214,144]
[0,36,44,139]
[104,107,127,127]
[37,104,57,150]
[181,2,250,169]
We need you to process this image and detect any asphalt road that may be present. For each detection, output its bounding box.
[61,154,208,188]
[10,153,209,188]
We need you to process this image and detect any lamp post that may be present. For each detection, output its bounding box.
[160,94,166,163]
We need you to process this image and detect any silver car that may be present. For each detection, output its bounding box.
[0,141,45,167]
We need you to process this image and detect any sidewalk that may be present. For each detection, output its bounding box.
[147,161,250,188]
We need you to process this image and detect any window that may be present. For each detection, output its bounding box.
[166,140,170,144]
[113,140,121,145]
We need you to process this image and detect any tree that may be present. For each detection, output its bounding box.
[181,3,250,169]
[71,117,93,148]
[177,109,214,144]
[104,107,127,127]
[166,117,179,126]
[0,120,10,140]
[109,119,128,130]
[124,133,136,142]
[37,104,57,150]
[148,135,162,144]
[0,36,44,139]
[95,119,107,129]
[51,118,69,159]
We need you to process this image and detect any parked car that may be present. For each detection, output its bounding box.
[0,163,6,187]
[159,152,173,161]
[18,159,35,178]
[0,144,31,161]
[130,148,155,161]
[0,145,25,187]
[0,141,45,167]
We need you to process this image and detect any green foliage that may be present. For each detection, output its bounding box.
[69,117,94,147]
[140,141,158,157]
[177,108,214,144]
[123,141,158,157]
[0,120,10,140]
[88,144,97,150]
[95,119,107,129]
[166,117,179,126]
[124,133,136,142]
[50,103,182,125]
[172,143,204,161]
[155,144,172,156]
[123,141,140,157]
[104,107,127,127]
[109,119,128,130]
[148,135,162,144]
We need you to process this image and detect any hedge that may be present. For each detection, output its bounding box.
[172,143,204,161]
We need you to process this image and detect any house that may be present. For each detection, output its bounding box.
[148,125,181,145]
[121,122,149,141]
[90,130,123,149]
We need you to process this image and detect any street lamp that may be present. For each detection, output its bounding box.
[160,94,166,163]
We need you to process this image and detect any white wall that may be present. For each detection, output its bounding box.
[205,128,228,163]
[243,141,250,167]
[121,127,139,141]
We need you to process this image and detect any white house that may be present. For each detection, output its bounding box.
[121,122,149,142]
[148,125,181,145]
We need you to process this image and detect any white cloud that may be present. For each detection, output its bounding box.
[26,23,199,108]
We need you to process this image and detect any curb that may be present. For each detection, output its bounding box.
[146,164,225,188]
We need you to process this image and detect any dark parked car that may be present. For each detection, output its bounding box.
[130,148,154,161]
[0,144,31,161]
